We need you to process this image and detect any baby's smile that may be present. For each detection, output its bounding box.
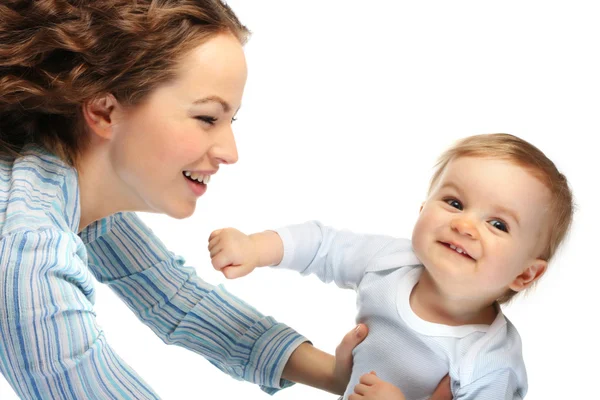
[440,241,475,260]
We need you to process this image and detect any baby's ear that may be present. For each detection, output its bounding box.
[509,259,548,291]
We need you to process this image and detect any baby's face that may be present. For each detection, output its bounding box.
[411,156,550,303]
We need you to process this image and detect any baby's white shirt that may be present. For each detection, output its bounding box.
[276,221,527,400]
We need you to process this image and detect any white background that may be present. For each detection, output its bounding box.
[2,1,598,399]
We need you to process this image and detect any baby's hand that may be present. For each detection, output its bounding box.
[349,372,406,400]
[208,228,260,279]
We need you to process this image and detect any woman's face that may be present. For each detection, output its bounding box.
[108,32,247,219]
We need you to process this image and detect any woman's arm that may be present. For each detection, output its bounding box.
[83,212,363,394]
[0,229,161,399]
[283,324,368,395]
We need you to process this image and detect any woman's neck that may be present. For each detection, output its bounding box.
[76,142,132,232]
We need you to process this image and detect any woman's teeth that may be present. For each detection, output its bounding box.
[184,171,211,184]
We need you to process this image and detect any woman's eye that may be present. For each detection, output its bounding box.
[445,198,463,210]
[489,219,509,233]
[196,116,217,125]
[231,116,237,123]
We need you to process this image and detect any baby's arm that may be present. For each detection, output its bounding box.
[209,221,405,288]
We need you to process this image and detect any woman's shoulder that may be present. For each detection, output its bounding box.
[1,144,79,238]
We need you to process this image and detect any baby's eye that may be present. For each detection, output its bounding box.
[231,116,238,123]
[489,219,509,233]
[445,198,463,210]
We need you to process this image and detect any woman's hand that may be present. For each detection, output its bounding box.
[282,324,368,395]
[332,324,369,394]
[431,375,452,400]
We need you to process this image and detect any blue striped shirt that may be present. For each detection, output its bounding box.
[0,144,307,399]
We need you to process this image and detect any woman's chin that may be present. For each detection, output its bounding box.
[163,202,196,219]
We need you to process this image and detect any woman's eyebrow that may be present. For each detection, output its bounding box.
[193,95,231,113]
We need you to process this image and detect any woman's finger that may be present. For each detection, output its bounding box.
[334,323,369,385]
[431,374,453,400]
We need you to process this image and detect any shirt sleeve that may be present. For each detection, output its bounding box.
[83,212,308,395]
[453,369,525,400]
[0,229,162,400]
[275,220,404,289]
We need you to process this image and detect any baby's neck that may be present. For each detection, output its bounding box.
[410,271,498,326]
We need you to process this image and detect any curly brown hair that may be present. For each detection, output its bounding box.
[0,0,250,165]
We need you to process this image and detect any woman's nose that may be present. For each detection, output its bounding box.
[210,125,239,165]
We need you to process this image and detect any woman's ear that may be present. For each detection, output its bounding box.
[82,94,120,140]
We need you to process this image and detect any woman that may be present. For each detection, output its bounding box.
[0,1,453,399]
[0,1,365,398]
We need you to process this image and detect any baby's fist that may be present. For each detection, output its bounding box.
[208,228,260,279]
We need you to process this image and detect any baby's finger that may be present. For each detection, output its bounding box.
[222,265,249,279]
[348,394,363,400]
[208,235,223,253]
[208,242,220,257]
[208,229,222,241]
[209,245,222,259]
[211,252,232,271]
[208,233,221,250]
[353,383,370,395]
[359,372,379,385]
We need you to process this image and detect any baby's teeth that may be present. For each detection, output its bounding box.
[456,248,464,254]
[450,244,456,250]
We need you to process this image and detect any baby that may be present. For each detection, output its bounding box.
[208,133,573,400]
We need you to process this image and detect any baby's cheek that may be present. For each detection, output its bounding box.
[410,224,426,258]
[481,258,516,289]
